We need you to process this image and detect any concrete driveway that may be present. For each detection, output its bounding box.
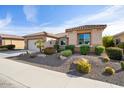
[0,50,27,58]
[0,50,38,58]
[0,58,122,88]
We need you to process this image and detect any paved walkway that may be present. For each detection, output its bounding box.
[0,58,123,88]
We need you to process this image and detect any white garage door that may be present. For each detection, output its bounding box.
[28,39,39,52]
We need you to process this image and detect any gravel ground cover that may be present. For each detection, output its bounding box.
[8,53,124,87]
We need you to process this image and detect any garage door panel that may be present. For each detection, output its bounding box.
[12,40,24,49]
[28,39,39,52]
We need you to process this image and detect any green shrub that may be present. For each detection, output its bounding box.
[44,47,56,55]
[60,50,72,57]
[0,44,15,50]
[104,67,115,75]
[80,45,90,55]
[54,44,60,52]
[120,61,124,70]
[106,47,123,60]
[58,48,65,52]
[76,58,91,73]
[65,45,75,53]
[5,44,15,50]
[103,36,114,47]
[95,46,105,55]
[102,56,110,63]
[0,45,5,48]
[118,42,124,49]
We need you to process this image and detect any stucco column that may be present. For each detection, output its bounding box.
[68,31,77,45]
[92,29,103,46]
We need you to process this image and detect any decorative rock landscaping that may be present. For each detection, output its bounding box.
[8,53,124,87]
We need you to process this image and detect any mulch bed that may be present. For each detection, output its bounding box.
[8,53,124,87]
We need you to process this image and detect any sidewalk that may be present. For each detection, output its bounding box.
[0,58,122,88]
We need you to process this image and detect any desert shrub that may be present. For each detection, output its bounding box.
[58,48,65,52]
[0,44,15,50]
[75,58,91,73]
[80,45,90,55]
[102,56,110,63]
[103,36,114,47]
[0,45,5,48]
[95,45,105,55]
[60,50,72,57]
[118,42,124,49]
[5,44,15,50]
[120,61,124,70]
[104,67,115,75]
[44,47,56,55]
[54,44,60,52]
[106,47,123,60]
[65,45,75,53]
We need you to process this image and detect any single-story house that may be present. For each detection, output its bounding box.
[23,32,58,51]
[113,31,124,45]
[24,25,107,52]
[0,34,24,49]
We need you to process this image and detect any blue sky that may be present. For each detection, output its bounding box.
[0,5,124,36]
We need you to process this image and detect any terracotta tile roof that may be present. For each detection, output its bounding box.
[113,31,124,37]
[0,34,24,40]
[55,32,67,38]
[66,24,107,32]
[23,31,58,38]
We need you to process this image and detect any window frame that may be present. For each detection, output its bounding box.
[77,33,91,45]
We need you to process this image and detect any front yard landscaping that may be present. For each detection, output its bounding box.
[8,52,124,87]
[7,38,124,87]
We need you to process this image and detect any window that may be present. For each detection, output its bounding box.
[78,33,91,45]
[115,38,120,45]
[50,41,52,44]
[61,40,66,45]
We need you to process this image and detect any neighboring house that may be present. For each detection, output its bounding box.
[0,34,24,49]
[23,32,58,51]
[113,31,124,45]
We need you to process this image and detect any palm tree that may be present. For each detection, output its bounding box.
[35,39,45,53]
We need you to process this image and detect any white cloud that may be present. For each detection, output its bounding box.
[0,13,12,28]
[23,5,38,23]
[103,18,124,36]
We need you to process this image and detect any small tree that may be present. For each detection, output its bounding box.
[102,36,114,47]
[54,41,60,53]
[35,39,45,53]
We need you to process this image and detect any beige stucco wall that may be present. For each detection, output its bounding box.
[114,34,124,42]
[91,29,103,46]
[45,37,56,48]
[67,31,77,45]
[67,29,103,46]
[2,39,24,49]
